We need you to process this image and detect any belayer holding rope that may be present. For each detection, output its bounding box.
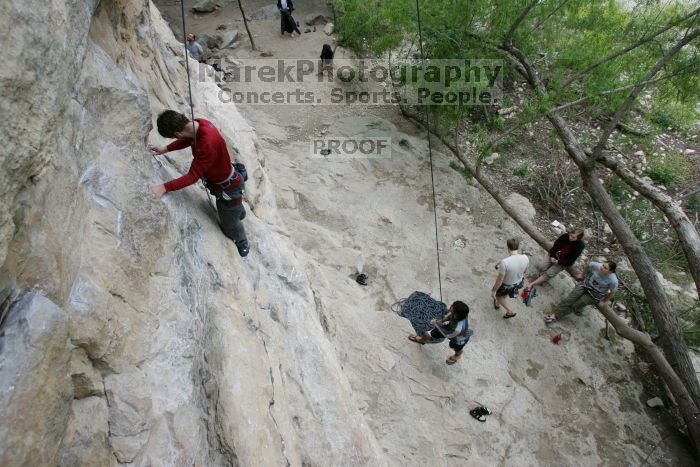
[148,110,250,257]
[408,301,472,365]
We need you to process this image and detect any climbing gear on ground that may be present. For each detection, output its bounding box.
[521,286,537,306]
[356,273,368,286]
[470,406,492,422]
[393,292,447,341]
[551,331,570,344]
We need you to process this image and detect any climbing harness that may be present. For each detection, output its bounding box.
[414,0,443,302]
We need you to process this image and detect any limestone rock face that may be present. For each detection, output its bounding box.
[0,293,72,466]
[0,0,385,465]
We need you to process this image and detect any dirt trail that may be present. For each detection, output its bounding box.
[155,1,695,465]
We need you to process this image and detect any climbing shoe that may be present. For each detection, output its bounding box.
[236,240,250,257]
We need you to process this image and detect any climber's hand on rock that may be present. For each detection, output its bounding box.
[148,144,167,155]
[151,184,166,197]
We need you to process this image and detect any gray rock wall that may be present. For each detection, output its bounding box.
[0,0,384,465]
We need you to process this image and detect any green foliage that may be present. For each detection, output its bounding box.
[606,178,629,203]
[332,0,700,129]
[644,152,693,187]
[687,193,700,214]
[648,98,699,133]
[513,165,530,178]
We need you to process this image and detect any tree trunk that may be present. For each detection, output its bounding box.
[237,0,256,51]
[598,154,700,298]
[542,111,700,408]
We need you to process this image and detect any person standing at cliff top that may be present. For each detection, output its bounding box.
[148,110,250,257]
[185,33,204,62]
[491,238,529,319]
[278,0,301,37]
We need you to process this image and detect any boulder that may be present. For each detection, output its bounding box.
[198,33,222,50]
[250,4,280,21]
[506,192,537,222]
[306,12,330,25]
[192,0,217,13]
[221,30,239,49]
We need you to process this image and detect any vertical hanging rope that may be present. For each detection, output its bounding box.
[415,0,443,303]
[179,1,196,128]
[180,2,220,214]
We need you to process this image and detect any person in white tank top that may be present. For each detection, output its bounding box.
[491,238,529,319]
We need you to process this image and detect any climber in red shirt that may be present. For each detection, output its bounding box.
[148,110,250,257]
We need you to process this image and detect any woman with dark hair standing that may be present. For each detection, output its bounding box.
[408,301,472,365]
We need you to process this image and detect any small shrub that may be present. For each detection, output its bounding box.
[644,152,692,187]
[606,178,629,203]
[513,165,530,178]
[648,99,698,133]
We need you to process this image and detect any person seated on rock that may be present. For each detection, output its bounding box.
[148,110,250,257]
[544,260,618,324]
[525,228,585,292]
[491,238,529,319]
[320,44,334,65]
[278,0,301,37]
[408,301,471,365]
[185,33,205,62]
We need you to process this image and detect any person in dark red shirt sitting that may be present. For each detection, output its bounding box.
[148,110,250,257]
[525,228,585,292]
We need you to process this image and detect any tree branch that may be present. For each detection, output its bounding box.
[503,0,541,46]
[530,0,572,32]
[597,153,700,297]
[549,65,698,114]
[561,6,700,88]
[590,28,700,160]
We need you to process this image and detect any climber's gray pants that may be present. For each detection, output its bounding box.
[216,199,247,244]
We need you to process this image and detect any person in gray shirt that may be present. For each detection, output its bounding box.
[545,260,618,324]
[186,33,204,62]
